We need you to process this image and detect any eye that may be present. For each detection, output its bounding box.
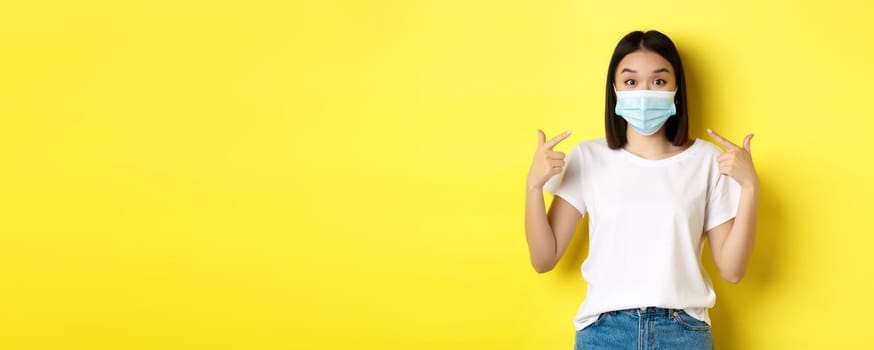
[624,79,636,86]
[654,79,667,86]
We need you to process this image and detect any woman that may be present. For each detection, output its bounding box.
[524,30,759,349]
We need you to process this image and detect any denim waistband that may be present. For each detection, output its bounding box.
[615,306,681,318]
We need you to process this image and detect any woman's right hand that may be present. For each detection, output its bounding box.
[526,129,572,191]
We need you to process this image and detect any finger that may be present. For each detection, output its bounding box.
[743,134,754,152]
[718,152,735,162]
[537,129,546,145]
[549,159,565,167]
[544,130,572,149]
[717,152,736,163]
[548,151,566,160]
[707,128,740,150]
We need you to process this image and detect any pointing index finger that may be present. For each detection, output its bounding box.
[707,128,739,150]
[544,130,572,149]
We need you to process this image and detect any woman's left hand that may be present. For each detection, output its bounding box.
[707,128,759,189]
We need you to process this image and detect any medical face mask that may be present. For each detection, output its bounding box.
[614,87,678,136]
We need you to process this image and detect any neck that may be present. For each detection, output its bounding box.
[624,126,683,160]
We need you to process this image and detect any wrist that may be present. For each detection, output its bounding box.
[740,177,760,193]
[526,179,544,193]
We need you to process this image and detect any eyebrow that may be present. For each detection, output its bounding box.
[620,68,671,73]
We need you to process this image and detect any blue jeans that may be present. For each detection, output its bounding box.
[574,307,713,350]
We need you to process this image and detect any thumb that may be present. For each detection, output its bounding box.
[743,134,754,152]
[537,129,546,145]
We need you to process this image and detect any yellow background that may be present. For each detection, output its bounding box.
[1,0,872,349]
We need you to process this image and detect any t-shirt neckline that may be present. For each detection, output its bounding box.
[618,138,701,165]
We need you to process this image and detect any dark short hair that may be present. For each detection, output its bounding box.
[604,30,689,150]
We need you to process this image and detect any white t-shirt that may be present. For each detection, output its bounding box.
[543,137,741,331]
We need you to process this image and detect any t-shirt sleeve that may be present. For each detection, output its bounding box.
[542,145,586,216]
[704,167,742,232]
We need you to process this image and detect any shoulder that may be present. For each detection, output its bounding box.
[691,139,728,180]
[561,138,611,169]
[569,137,610,154]
[692,139,724,158]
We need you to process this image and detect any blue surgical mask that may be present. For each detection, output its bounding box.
[614,87,678,136]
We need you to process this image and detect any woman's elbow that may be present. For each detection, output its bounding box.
[532,261,556,274]
[721,272,744,284]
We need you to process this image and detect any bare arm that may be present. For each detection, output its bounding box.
[706,129,760,283]
[706,184,759,283]
[524,129,582,273]
[525,187,583,273]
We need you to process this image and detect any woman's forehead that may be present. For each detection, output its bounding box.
[617,50,672,73]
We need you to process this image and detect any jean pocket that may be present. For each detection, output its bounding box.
[585,311,611,329]
[671,310,711,332]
